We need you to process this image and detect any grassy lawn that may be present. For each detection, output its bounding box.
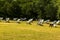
[0,21,60,40]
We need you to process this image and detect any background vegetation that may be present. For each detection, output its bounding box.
[0,0,60,20]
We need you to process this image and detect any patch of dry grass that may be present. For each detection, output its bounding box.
[0,21,60,40]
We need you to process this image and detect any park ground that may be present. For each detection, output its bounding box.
[0,21,60,40]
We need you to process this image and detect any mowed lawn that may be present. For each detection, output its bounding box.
[0,21,60,40]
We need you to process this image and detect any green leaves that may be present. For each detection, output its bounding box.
[0,0,60,20]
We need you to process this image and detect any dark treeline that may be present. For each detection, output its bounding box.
[0,0,60,20]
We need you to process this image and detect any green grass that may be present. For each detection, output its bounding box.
[0,21,60,40]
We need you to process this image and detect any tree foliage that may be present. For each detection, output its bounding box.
[0,0,60,20]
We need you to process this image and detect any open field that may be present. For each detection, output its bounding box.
[0,21,60,40]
